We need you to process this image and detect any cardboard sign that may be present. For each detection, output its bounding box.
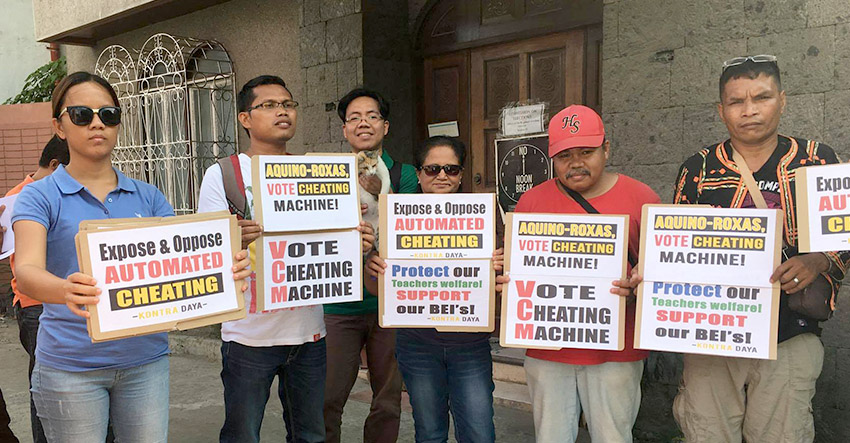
[255,228,363,311]
[0,194,17,260]
[635,204,782,360]
[379,193,496,259]
[378,258,494,331]
[500,212,629,351]
[76,212,245,342]
[796,163,850,252]
[252,154,360,232]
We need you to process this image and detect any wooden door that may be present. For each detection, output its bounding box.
[422,51,471,184]
[469,30,586,194]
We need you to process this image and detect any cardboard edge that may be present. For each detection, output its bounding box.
[795,166,812,253]
[252,155,264,226]
[769,208,784,360]
[499,213,514,348]
[633,204,652,350]
[379,194,388,259]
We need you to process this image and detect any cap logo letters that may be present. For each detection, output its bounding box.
[562,114,580,134]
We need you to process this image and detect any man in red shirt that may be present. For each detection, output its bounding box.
[6,135,68,443]
[515,105,659,442]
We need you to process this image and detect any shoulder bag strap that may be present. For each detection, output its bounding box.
[731,148,769,210]
[216,155,250,220]
[557,180,638,268]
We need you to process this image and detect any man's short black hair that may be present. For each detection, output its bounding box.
[38,135,69,168]
[236,75,291,136]
[337,88,390,122]
[719,60,782,99]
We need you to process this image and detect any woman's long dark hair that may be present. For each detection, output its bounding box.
[51,71,120,119]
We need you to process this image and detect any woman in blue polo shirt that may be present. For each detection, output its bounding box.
[12,71,250,442]
[365,136,506,443]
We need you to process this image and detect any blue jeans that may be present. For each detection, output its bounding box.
[15,303,46,443]
[31,356,169,443]
[220,339,326,443]
[396,338,495,443]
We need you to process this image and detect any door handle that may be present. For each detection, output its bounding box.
[474,173,482,185]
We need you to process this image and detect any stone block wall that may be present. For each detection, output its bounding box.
[602,1,850,441]
[299,0,415,163]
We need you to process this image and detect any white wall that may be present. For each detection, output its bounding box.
[0,0,51,103]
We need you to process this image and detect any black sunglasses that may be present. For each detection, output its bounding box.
[419,164,463,177]
[59,106,122,126]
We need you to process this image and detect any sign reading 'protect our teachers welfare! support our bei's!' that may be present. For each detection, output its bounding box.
[500,212,629,351]
[252,154,361,232]
[76,212,245,342]
[635,204,783,360]
[796,162,850,253]
[377,193,497,332]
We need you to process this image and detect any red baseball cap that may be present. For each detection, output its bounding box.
[548,105,605,157]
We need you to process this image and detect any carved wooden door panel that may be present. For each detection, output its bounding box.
[470,30,586,194]
[422,51,471,185]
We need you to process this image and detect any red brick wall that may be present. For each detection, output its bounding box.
[0,102,54,308]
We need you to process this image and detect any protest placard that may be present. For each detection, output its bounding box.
[76,211,245,342]
[379,193,496,259]
[0,194,17,260]
[500,212,629,351]
[635,204,782,360]
[255,228,363,311]
[378,259,494,331]
[796,163,850,252]
[251,154,360,232]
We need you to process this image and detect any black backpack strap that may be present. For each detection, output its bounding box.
[557,180,638,268]
[216,155,250,220]
[389,160,402,193]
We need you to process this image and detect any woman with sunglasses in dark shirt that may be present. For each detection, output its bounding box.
[366,136,507,443]
[12,72,251,442]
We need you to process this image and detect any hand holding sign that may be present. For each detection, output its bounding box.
[64,272,101,318]
[358,221,375,254]
[238,219,263,250]
[770,253,829,293]
[611,268,642,299]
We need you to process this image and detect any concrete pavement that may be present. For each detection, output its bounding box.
[0,317,541,442]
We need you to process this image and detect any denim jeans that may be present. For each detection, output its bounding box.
[31,356,169,443]
[219,339,326,443]
[15,303,46,443]
[396,338,495,443]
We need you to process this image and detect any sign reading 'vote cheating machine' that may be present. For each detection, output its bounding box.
[501,212,629,351]
[76,212,245,342]
[378,193,496,331]
[635,204,782,360]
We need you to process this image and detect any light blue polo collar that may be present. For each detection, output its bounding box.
[53,164,136,195]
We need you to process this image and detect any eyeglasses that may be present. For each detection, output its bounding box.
[58,106,122,126]
[249,100,299,112]
[345,114,384,125]
[721,54,777,70]
[419,164,463,177]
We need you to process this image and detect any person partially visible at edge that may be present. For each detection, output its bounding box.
[0,213,18,443]
[513,105,660,443]
[197,75,375,443]
[11,71,251,442]
[323,87,417,443]
[6,134,69,443]
[364,136,509,443]
[671,55,850,443]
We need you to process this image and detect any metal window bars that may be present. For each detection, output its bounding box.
[94,33,238,215]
